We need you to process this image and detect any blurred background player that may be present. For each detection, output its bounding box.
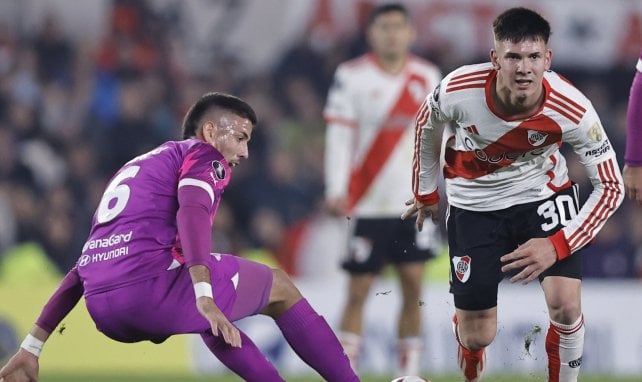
[0,93,358,382]
[403,7,624,382]
[624,48,642,205]
[323,3,441,376]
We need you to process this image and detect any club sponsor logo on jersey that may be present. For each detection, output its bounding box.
[584,139,611,158]
[78,254,91,267]
[452,255,471,283]
[211,160,226,180]
[82,231,133,252]
[587,122,603,142]
[527,130,548,147]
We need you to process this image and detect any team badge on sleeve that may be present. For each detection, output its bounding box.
[211,161,226,180]
[452,255,471,283]
[587,122,603,142]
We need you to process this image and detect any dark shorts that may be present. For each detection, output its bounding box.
[447,184,582,311]
[342,217,437,274]
[84,254,273,344]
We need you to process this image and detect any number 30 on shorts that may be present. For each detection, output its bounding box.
[536,186,579,232]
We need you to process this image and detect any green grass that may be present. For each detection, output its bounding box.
[39,374,642,382]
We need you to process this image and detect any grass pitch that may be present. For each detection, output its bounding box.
[40,373,642,382]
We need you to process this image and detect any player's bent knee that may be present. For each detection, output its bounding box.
[461,331,495,351]
[458,315,497,351]
[548,301,582,324]
[270,269,302,305]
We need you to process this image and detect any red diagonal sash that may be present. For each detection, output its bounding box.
[348,73,426,210]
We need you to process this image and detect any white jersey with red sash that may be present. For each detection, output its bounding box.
[413,62,624,257]
[324,53,441,217]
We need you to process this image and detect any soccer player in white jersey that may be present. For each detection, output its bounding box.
[323,3,441,376]
[624,48,642,204]
[402,7,623,382]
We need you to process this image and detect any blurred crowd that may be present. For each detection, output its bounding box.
[0,0,640,280]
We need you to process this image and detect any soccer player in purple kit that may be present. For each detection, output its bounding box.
[624,48,642,205]
[0,93,358,382]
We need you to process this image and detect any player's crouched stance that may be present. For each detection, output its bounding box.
[0,93,358,382]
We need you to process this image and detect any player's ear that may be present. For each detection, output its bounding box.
[490,49,500,70]
[545,48,552,70]
[200,121,214,141]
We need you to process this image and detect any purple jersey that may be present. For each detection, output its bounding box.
[77,139,231,296]
[626,48,642,166]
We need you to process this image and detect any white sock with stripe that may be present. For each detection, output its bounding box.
[546,314,585,382]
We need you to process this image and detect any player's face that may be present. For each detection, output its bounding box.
[491,38,551,112]
[367,11,414,61]
[203,113,253,167]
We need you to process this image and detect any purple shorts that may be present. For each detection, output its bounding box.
[84,254,273,344]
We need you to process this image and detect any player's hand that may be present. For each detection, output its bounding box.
[195,297,242,348]
[623,165,642,205]
[325,197,348,217]
[0,348,39,382]
[400,197,439,231]
[500,238,557,284]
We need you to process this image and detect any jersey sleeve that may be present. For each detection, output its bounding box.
[548,107,625,258]
[35,266,83,333]
[324,65,357,200]
[412,82,448,205]
[176,144,230,268]
[625,51,642,166]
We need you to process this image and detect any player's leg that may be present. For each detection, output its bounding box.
[338,272,376,372]
[541,276,583,382]
[261,268,359,381]
[228,253,357,380]
[529,184,584,382]
[201,330,284,382]
[447,205,509,382]
[391,218,436,376]
[85,254,283,380]
[338,217,391,372]
[394,261,425,376]
[453,307,495,382]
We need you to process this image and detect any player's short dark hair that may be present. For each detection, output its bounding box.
[181,92,257,139]
[492,7,551,44]
[367,3,410,26]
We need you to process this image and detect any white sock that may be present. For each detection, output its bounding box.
[338,331,361,372]
[546,314,585,382]
[396,336,423,376]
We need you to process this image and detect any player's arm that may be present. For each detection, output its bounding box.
[0,267,84,381]
[624,53,642,204]
[502,113,625,284]
[176,180,240,348]
[323,66,356,216]
[402,86,446,230]
[549,114,625,261]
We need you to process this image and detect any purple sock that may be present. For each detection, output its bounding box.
[201,330,284,382]
[275,298,359,382]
